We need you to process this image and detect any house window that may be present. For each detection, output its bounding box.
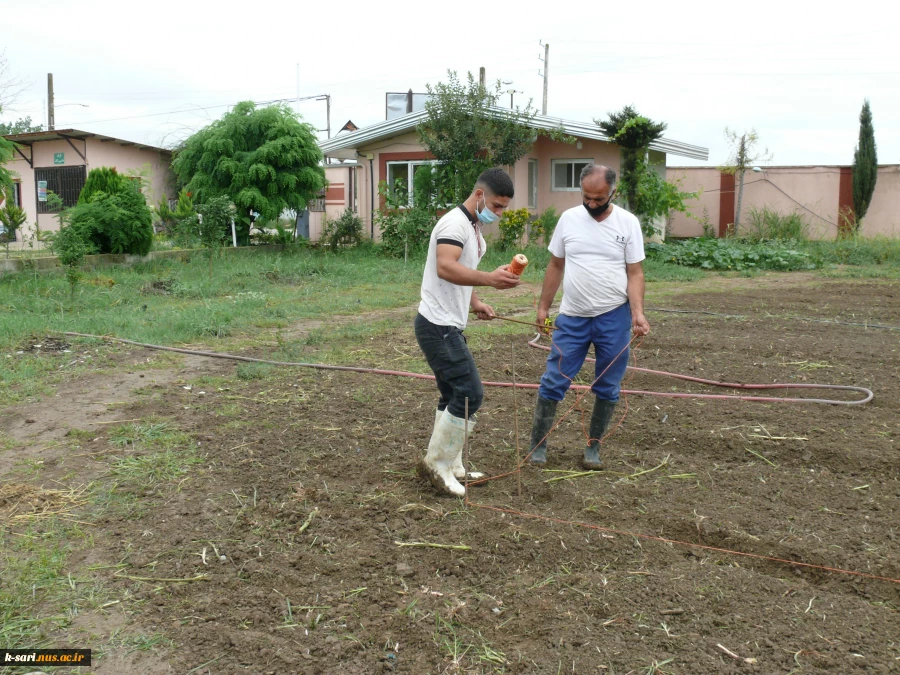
[386,160,439,207]
[35,165,86,212]
[527,159,538,208]
[551,159,592,192]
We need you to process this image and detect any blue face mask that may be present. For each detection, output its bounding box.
[476,193,499,225]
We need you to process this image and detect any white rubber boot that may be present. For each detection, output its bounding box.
[451,417,484,481]
[418,411,468,498]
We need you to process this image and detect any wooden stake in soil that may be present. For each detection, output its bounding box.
[512,339,522,497]
[464,397,469,504]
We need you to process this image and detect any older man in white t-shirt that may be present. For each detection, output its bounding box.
[529,164,651,470]
[415,168,521,497]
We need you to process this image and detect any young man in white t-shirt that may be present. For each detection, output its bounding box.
[530,164,651,470]
[415,168,521,497]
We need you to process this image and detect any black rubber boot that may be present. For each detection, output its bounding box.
[528,397,558,465]
[582,398,617,470]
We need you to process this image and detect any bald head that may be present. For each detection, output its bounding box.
[579,164,617,192]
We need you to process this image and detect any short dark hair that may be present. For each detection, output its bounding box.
[475,167,514,199]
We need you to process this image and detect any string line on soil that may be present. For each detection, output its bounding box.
[466,502,900,586]
[62,332,873,406]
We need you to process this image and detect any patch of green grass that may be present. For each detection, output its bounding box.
[0,432,23,452]
[236,362,275,380]
[106,449,200,485]
[107,420,189,451]
[642,257,707,281]
[433,615,507,671]
[0,519,99,661]
[0,248,425,353]
[90,482,146,520]
[805,235,900,267]
[105,629,174,654]
[817,264,900,279]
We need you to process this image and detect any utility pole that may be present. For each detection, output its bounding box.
[539,42,549,115]
[47,73,55,131]
[326,94,331,139]
[479,66,486,92]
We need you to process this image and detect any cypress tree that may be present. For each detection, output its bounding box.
[851,99,877,227]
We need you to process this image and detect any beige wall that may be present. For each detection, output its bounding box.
[3,136,172,248]
[307,163,361,241]
[665,167,722,237]
[865,165,900,237]
[666,165,900,239]
[528,135,620,215]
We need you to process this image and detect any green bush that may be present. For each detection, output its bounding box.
[0,194,27,258]
[744,206,809,241]
[323,209,364,251]
[66,186,154,256]
[530,206,559,246]
[77,167,129,205]
[376,179,436,258]
[51,223,96,297]
[647,238,817,271]
[496,208,529,251]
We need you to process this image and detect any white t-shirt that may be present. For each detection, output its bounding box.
[548,204,645,317]
[418,206,486,329]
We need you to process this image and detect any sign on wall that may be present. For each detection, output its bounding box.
[37,180,47,202]
[54,152,65,165]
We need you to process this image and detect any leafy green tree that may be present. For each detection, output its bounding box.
[597,106,666,226]
[418,71,571,203]
[851,99,877,229]
[0,190,26,257]
[197,196,233,278]
[172,102,326,245]
[597,106,694,237]
[77,167,129,204]
[720,128,771,234]
[0,115,42,135]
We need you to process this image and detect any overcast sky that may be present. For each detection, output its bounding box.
[2,0,898,167]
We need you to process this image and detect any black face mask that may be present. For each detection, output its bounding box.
[583,198,612,218]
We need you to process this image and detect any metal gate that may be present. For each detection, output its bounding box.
[35,165,87,212]
[295,209,310,239]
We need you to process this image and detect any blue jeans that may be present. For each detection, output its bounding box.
[414,313,484,419]
[538,303,632,402]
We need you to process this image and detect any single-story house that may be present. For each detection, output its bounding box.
[1,128,173,248]
[315,108,709,242]
[666,165,900,239]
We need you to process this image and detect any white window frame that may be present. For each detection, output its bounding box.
[527,159,538,209]
[386,160,441,208]
[550,159,594,192]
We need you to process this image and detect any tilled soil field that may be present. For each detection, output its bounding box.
[8,279,900,674]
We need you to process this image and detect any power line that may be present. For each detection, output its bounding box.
[53,95,323,127]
